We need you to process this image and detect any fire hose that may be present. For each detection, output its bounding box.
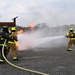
[2,40,49,75]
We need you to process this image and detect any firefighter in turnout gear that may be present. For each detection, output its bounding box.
[0,26,9,63]
[65,28,75,51]
[7,27,18,60]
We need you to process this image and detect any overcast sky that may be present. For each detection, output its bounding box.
[0,0,75,27]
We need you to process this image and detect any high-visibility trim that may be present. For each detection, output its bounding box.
[0,44,7,46]
[68,48,72,51]
[71,34,73,36]
[0,59,4,62]
[0,38,5,40]
[71,38,75,40]
[8,41,15,44]
[13,57,17,60]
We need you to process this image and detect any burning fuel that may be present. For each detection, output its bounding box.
[17,30,24,34]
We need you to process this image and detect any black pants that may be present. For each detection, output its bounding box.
[0,46,9,60]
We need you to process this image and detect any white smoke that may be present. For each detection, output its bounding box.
[17,29,47,50]
[17,27,67,51]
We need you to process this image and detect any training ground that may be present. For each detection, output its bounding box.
[0,45,75,75]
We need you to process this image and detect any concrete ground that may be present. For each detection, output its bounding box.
[0,46,75,75]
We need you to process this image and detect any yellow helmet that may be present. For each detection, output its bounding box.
[11,27,16,30]
[69,28,73,31]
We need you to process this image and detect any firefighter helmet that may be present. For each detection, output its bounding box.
[69,28,73,31]
[11,27,16,30]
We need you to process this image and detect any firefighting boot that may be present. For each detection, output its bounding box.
[13,57,18,60]
[0,59,4,63]
[67,48,72,51]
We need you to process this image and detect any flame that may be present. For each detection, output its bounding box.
[29,23,35,30]
[15,30,24,50]
[14,40,19,49]
[17,30,24,35]
[14,41,18,46]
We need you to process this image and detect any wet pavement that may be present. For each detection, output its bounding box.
[0,46,75,75]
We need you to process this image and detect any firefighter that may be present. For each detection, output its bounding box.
[0,26,9,63]
[7,27,18,60]
[65,28,75,51]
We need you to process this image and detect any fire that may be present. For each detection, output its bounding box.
[15,30,24,50]
[17,30,24,35]
[14,40,19,49]
[29,23,35,30]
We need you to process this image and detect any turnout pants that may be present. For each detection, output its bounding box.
[68,39,75,50]
[0,46,9,60]
[7,43,17,58]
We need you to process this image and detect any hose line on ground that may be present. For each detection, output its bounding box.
[2,40,49,75]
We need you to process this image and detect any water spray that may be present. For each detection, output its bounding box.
[32,36,65,47]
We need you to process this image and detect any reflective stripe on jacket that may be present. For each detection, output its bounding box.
[0,38,5,40]
[70,33,75,41]
[0,44,7,47]
[71,38,75,40]
[8,41,15,44]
